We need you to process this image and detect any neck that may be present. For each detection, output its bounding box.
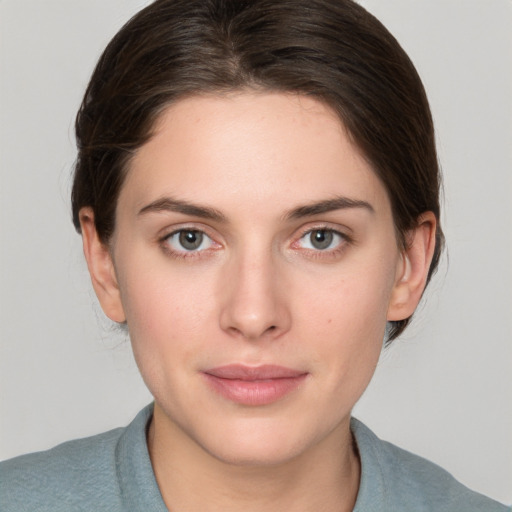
[147,404,360,512]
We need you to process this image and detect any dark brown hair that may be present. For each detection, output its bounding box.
[71,0,444,341]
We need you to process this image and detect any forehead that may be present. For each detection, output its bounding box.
[121,92,389,216]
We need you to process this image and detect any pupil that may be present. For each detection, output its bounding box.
[311,230,333,250]
[179,230,202,250]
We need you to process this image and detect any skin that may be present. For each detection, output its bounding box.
[80,92,436,512]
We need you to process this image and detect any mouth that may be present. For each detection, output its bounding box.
[202,364,308,406]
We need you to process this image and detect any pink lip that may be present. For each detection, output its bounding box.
[203,364,308,406]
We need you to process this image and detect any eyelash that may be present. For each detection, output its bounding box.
[292,227,351,259]
[159,228,220,260]
[158,225,351,261]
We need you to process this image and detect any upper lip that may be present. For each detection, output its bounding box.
[204,364,307,381]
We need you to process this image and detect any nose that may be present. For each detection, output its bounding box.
[219,249,291,341]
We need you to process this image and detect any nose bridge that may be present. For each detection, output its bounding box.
[219,241,290,340]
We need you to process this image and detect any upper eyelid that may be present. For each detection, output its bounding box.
[159,223,217,240]
[290,225,353,253]
[159,226,220,253]
[294,223,351,240]
[296,228,347,245]
[162,228,217,244]
[300,226,344,236]
[160,229,221,259]
[157,223,351,247]
[164,227,205,237]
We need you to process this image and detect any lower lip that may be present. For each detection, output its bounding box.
[203,373,307,406]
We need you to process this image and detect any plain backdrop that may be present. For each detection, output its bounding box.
[0,0,511,505]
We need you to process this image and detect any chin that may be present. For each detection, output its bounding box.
[191,414,330,468]
[204,438,307,467]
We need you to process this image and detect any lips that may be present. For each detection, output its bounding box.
[202,364,308,406]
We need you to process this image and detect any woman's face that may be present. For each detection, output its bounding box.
[99,93,411,464]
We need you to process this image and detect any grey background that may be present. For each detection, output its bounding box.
[1,0,511,504]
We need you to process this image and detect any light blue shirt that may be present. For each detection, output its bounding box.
[1,404,509,511]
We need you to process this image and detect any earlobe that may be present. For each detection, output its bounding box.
[387,212,437,321]
[79,208,126,323]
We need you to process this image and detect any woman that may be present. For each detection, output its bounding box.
[0,0,509,510]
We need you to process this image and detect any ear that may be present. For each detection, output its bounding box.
[79,207,126,323]
[387,212,437,321]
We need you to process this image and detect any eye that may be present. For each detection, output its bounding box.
[298,229,344,251]
[164,229,214,253]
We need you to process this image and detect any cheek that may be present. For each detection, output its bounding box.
[296,263,394,339]
[293,260,396,384]
[116,259,218,374]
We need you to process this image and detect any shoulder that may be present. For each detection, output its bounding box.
[351,418,510,512]
[0,405,160,512]
[0,426,124,512]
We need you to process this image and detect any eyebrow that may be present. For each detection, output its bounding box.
[138,195,374,222]
[284,196,375,220]
[138,197,227,222]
